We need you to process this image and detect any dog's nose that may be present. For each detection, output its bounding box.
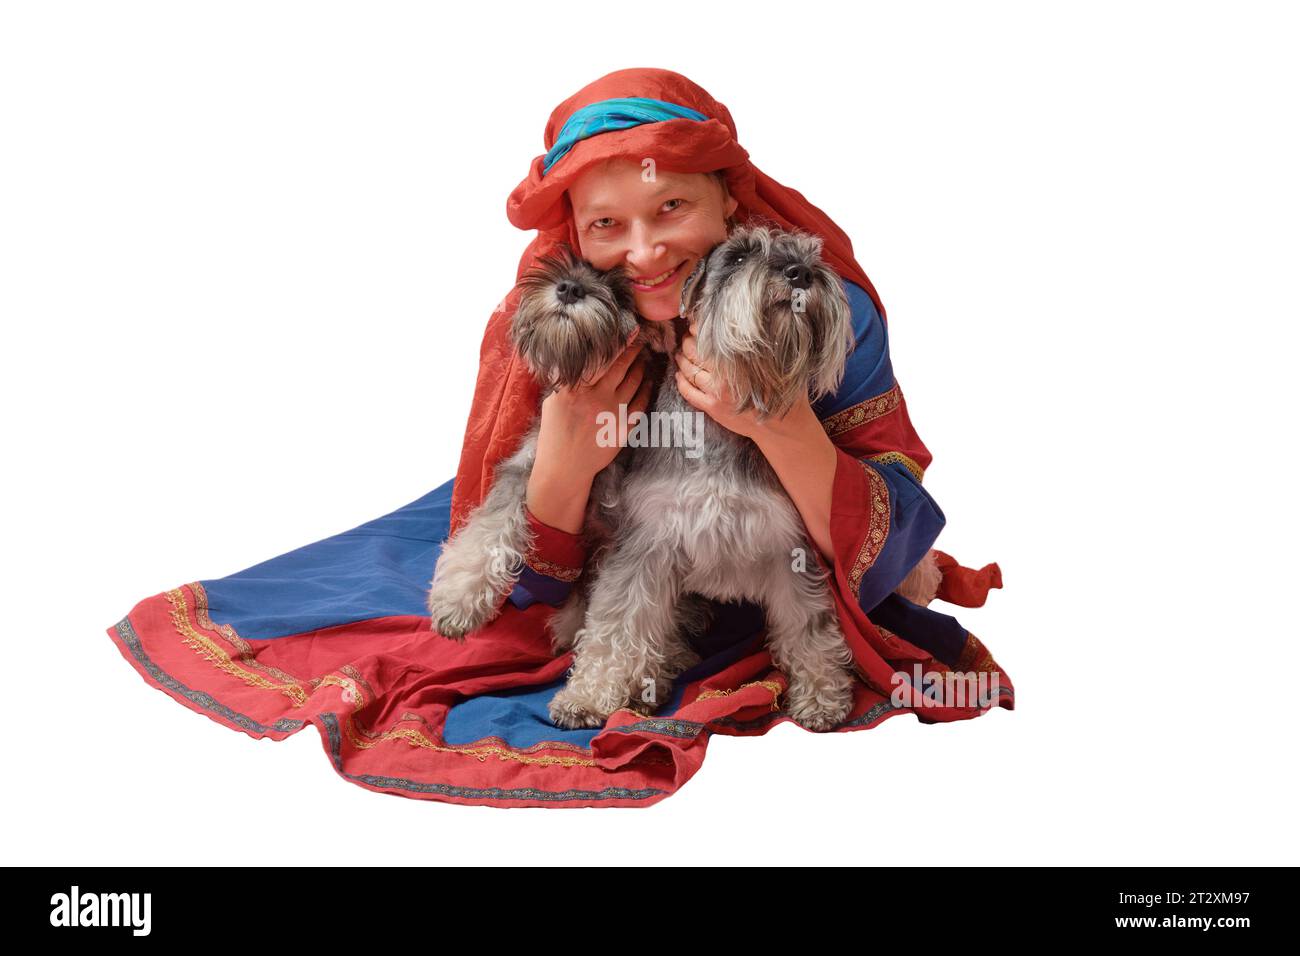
[555,279,586,305]
[783,263,813,290]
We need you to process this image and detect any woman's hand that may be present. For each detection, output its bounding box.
[527,333,653,533]
[673,321,814,442]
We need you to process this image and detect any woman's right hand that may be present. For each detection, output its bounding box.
[525,333,654,533]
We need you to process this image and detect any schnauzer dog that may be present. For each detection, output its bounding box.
[426,246,676,642]
[546,224,865,732]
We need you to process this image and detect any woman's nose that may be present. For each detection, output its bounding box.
[625,223,668,274]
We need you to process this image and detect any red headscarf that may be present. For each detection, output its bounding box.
[449,67,886,534]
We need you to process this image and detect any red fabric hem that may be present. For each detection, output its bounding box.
[105,581,1011,809]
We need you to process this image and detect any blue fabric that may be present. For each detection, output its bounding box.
[507,564,574,610]
[866,592,969,669]
[542,97,709,175]
[199,479,453,640]
[812,279,894,420]
[443,681,605,748]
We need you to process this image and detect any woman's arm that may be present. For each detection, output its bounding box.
[525,459,596,535]
[747,399,838,563]
[504,337,654,610]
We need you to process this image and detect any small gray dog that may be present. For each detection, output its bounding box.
[426,246,672,643]
[546,225,863,732]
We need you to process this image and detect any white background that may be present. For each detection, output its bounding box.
[3,0,1296,865]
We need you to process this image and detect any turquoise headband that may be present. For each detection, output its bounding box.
[541,97,709,176]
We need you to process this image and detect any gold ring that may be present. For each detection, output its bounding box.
[690,369,700,390]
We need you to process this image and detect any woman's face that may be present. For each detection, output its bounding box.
[568,160,738,323]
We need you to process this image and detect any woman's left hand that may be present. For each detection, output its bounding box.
[674,321,814,442]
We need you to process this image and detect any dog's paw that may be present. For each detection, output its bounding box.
[548,686,614,730]
[623,673,679,717]
[784,672,856,732]
[426,587,487,642]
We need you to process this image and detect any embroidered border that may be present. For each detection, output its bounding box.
[819,383,902,438]
[166,586,309,706]
[868,451,925,483]
[955,632,999,675]
[847,460,892,597]
[525,555,583,582]
[320,714,666,803]
[397,711,594,756]
[693,680,783,712]
[341,713,600,768]
[113,616,306,735]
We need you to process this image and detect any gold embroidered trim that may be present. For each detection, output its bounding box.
[191,581,317,690]
[341,713,598,768]
[693,680,783,711]
[395,712,594,755]
[526,556,582,582]
[874,623,903,650]
[819,383,902,438]
[955,632,999,675]
[339,663,376,705]
[847,461,892,596]
[868,451,925,483]
[166,586,309,707]
[177,587,375,709]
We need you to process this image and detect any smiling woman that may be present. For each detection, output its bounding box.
[568,162,735,322]
[106,67,1011,809]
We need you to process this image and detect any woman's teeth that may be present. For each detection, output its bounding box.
[635,263,681,287]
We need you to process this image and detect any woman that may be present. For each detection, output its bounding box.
[106,68,1012,809]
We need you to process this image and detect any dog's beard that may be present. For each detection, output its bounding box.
[511,252,639,390]
[513,294,636,389]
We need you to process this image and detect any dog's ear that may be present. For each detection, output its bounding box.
[808,275,856,401]
[679,255,709,318]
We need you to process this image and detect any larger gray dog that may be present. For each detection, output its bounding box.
[546,225,863,732]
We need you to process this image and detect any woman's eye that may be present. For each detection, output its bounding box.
[591,217,615,230]
[663,198,685,212]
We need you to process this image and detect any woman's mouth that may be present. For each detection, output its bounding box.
[630,260,686,293]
